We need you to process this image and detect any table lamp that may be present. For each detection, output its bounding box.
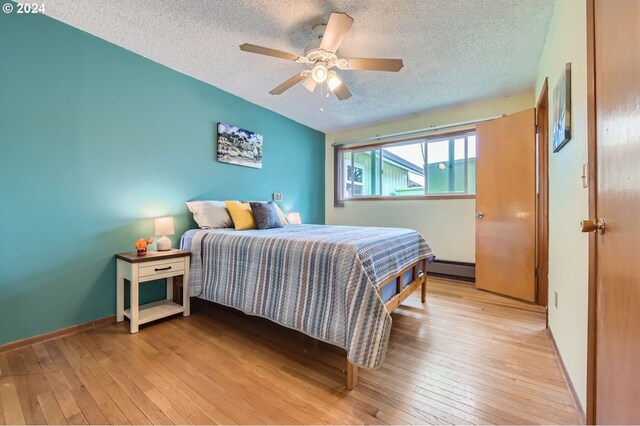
[154,216,175,251]
[287,212,302,225]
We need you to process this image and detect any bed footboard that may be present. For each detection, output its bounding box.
[347,258,428,390]
[380,258,428,313]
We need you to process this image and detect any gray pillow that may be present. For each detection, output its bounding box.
[250,202,283,230]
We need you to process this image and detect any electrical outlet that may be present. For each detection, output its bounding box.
[273,192,282,202]
[554,291,559,309]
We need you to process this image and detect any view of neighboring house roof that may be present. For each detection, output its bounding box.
[381,150,424,175]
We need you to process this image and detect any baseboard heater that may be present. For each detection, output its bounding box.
[427,260,475,282]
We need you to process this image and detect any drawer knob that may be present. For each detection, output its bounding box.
[155,266,172,272]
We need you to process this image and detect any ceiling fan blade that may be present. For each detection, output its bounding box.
[333,82,352,100]
[302,76,317,93]
[239,43,300,61]
[320,12,354,53]
[344,58,404,72]
[269,73,306,95]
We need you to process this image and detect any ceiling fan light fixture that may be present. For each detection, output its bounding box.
[311,64,328,83]
[327,71,343,92]
[302,75,317,93]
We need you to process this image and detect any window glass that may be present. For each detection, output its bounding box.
[339,132,476,200]
[427,140,450,194]
[453,138,466,193]
[382,142,425,196]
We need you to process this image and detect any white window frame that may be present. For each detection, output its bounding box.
[344,161,365,198]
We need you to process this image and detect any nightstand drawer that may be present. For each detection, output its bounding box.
[139,259,185,278]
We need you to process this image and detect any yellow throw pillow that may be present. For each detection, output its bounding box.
[274,203,289,226]
[225,201,257,230]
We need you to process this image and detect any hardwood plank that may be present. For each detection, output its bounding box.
[0,354,26,425]
[31,343,57,373]
[42,369,87,425]
[0,279,579,424]
[6,351,47,424]
[37,390,67,425]
[0,386,5,425]
[0,383,24,426]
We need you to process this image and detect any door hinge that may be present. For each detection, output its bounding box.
[535,267,540,278]
[535,124,543,134]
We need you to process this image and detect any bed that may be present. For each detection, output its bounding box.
[181,224,435,389]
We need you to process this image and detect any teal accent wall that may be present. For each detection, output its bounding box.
[0,11,325,345]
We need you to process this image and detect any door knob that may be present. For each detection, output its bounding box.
[475,211,485,219]
[580,218,605,235]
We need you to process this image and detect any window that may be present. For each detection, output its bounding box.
[342,149,382,197]
[336,131,476,200]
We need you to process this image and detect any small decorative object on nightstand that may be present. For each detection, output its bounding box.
[135,237,153,255]
[155,216,175,251]
[287,212,302,224]
[116,249,190,333]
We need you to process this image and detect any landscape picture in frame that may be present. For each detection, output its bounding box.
[552,63,572,152]
[217,122,263,169]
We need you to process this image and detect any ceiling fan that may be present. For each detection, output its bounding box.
[239,12,404,101]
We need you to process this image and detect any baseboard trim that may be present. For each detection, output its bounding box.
[548,328,586,424]
[428,259,475,282]
[0,315,116,354]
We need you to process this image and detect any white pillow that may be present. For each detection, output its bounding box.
[186,200,233,229]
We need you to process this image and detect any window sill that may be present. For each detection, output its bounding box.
[340,195,476,201]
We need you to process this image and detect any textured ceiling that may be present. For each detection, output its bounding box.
[37,0,555,133]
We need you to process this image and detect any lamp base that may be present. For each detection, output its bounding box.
[157,235,171,251]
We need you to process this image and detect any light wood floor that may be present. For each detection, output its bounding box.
[0,279,580,425]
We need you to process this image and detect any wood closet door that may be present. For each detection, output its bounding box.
[475,109,536,302]
[593,1,640,422]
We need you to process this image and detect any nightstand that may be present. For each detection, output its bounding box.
[116,249,191,333]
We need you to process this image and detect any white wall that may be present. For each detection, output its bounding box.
[325,92,533,263]
[535,0,589,411]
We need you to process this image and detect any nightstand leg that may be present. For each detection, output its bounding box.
[166,277,173,300]
[116,260,124,322]
[183,258,190,317]
[130,269,139,333]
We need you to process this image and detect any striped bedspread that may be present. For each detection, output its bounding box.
[188,224,435,369]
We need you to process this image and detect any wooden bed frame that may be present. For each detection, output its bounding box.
[174,257,429,390]
[347,257,429,389]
